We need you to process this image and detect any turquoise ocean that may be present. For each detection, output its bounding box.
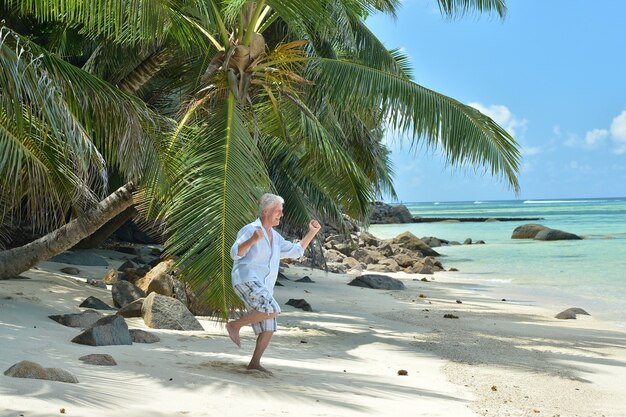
[368,198,626,325]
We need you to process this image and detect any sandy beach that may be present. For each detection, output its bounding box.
[1,250,625,417]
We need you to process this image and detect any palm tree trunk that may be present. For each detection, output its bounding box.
[0,182,136,279]
[73,206,138,249]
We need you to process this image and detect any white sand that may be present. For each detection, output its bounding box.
[1,253,625,417]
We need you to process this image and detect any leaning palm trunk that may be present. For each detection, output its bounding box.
[0,182,136,278]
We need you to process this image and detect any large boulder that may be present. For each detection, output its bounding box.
[116,298,145,318]
[79,296,115,311]
[4,360,78,383]
[369,202,414,224]
[71,315,132,346]
[348,274,406,290]
[135,259,176,293]
[388,232,440,257]
[141,292,203,331]
[534,228,582,241]
[112,280,146,308]
[512,224,548,239]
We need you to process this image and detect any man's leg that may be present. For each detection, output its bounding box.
[226,310,278,348]
[247,331,274,373]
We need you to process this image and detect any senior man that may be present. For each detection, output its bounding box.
[226,193,321,373]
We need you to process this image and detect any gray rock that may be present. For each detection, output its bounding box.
[117,260,137,272]
[130,329,160,344]
[463,238,472,245]
[79,296,115,311]
[390,232,440,257]
[102,269,119,285]
[49,310,103,328]
[79,354,117,366]
[147,273,174,296]
[348,274,406,290]
[116,298,145,318]
[60,267,80,275]
[511,223,547,239]
[50,250,108,266]
[112,280,146,308]
[286,299,313,311]
[534,228,582,241]
[369,202,413,224]
[141,292,203,331]
[295,276,315,283]
[71,315,132,346]
[172,279,188,306]
[4,360,78,383]
[555,307,591,319]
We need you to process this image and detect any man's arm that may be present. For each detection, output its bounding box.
[298,220,321,251]
[237,229,264,256]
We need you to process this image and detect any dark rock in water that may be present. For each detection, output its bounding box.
[49,310,102,328]
[116,298,145,318]
[115,246,138,255]
[456,300,462,304]
[286,299,312,311]
[295,276,315,283]
[79,354,117,366]
[130,329,160,344]
[275,281,284,287]
[277,272,290,281]
[79,296,115,311]
[555,307,590,319]
[475,240,485,244]
[4,360,78,383]
[534,228,582,241]
[60,267,80,275]
[71,315,132,346]
[141,292,203,331]
[511,224,547,239]
[348,274,406,290]
[463,238,472,245]
[443,314,459,319]
[50,250,108,266]
[112,280,146,308]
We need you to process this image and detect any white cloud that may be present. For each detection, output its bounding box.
[610,110,626,154]
[585,128,608,146]
[468,102,528,138]
[521,146,541,156]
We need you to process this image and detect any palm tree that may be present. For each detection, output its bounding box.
[0,0,519,318]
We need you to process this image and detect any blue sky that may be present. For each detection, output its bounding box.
[366,0,626,202]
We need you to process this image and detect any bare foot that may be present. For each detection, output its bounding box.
[226,321,241,347]
[246,364,272,374]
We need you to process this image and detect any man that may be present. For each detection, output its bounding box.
[226,193,321,373]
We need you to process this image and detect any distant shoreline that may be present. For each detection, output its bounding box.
[412,216,543,223]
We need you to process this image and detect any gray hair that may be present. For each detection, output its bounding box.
[258,193,284,215]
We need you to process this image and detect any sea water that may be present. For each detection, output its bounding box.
[368,198,626,324]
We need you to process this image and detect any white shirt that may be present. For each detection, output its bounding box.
[230,218,304,292]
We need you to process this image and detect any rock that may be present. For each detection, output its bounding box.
[117,260,137,272]
[71,315,132,346]
[295,276,315,283]
[112,280,146,308]
[389,232,440,257]
[130,329,160,344]
[475,240,485,244]
[369,202,413,224]
[286,298,313,311]
[49,310,103,328]
[277,272,290,281]
[358,231,380,246]
[60,267,80,275]
[421,237,448,248]
[86,278,106,288]
[102,269,119,285]
[443,314,459,319]
[555,307,590,319]
[324,249,346,263]
[392,253,415,268]
[511,224,547,239]
[115,246,138,255]
[171,278,188,306]
[4,360,78,383]
[123,266,150,284]
[347,274,406,290]
[534,228,582,241]
[79,354,117,366]
[135,259,176,293]
[326,262,348,274]
[79,296,115,311]
[141,292,203,331]
[343,257,364,271]
[377,243,394,257]
[378,258,400,272]
[463,238,472,245]
[449,267,459,272]
[116,298,145,318]
[456,300,462,304]
[50,250,108,267]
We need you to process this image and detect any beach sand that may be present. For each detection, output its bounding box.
[1,251,625,417]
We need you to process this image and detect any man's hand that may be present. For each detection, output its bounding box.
[252,228,264,242]
[309,220,321,234]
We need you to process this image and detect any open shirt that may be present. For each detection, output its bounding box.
[230,218,304,292]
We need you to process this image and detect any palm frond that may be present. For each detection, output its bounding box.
[310,58,520,191]
[437,0,507,18]
[161,95,271,318]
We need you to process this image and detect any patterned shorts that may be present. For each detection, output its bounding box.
[233,280,281,335]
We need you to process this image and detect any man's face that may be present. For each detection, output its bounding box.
[264,203,283,227]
